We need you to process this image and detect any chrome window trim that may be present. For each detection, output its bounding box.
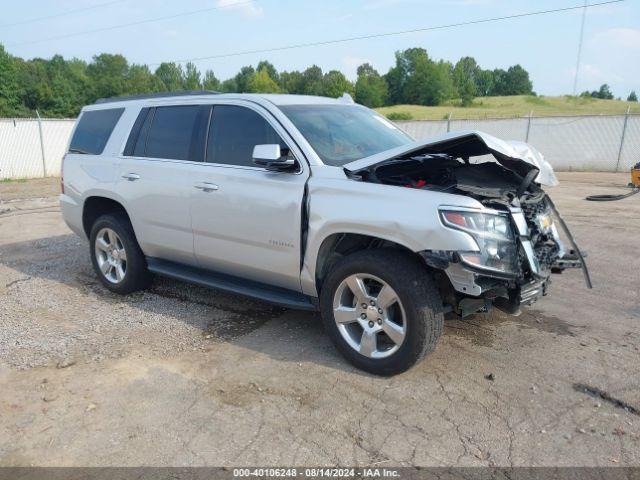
[118,100,309,177]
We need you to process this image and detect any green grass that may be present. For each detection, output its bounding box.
[1,178,27,183]
[376,95,640,120]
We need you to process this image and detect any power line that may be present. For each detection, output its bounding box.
[147,0,624,66]
[6,0,259,48]
[572,0,589,95]
[0,1,125,29]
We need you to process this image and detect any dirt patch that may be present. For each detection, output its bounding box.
[444,316,496,347]
[208,382,315,408]
[514,309,582,337]
[0,177,60,201]
[444,308,581,347]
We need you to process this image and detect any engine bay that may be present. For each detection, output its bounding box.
[358,153,536,202]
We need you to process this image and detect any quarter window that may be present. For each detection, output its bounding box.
[206,105,285,167]
[69,108,124,155]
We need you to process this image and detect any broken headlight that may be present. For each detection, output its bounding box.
[440,209,518,275]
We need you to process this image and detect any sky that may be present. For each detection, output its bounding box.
[1,0,638,98]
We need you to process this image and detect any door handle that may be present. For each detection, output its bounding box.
[194,182,219,192]
[122,173,141,181]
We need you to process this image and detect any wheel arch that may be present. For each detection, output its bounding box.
[311,231,423,295]
[82,195,133,238]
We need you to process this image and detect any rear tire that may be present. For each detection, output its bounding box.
[320,249,444,376]
[89,213,152,294]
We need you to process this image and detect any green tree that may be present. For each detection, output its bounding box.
[458,78,476,106]
[401,52,454,106]
[248,67,280,93]
[126,64,163,95]
[301,65,324,95]
[355,63,388,107]
[47,56,89,116]
[202,70,220,91]
[16,58,52,114]
[220,78,237,92]
[183,62,201,90]
[385,48,427,105]
[384,48,455,106]
[0,45,23,116]
[279,70,305,94]
[452,57,478,105]
[256,60,279,84]
[154,62,184,91]
[489,68,508,95]
[232,66,256,92]
[596,84,614,100]
[503,65,533,95]
[322,70,354,98]
[475,69,494,96]
[628,90,638,102]
[86,53,129,100]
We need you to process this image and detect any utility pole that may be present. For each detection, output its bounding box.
[572,0,588,96]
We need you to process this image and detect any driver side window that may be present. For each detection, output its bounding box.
[206,105,286,167]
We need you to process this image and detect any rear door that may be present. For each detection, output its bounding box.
[116,104,210,266]
[190,103,309,291]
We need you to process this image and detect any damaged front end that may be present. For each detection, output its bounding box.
[344,130,592,317]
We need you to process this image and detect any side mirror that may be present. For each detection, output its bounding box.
[252,144,296,171]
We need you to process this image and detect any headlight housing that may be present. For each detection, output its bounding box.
[440,209,518,275]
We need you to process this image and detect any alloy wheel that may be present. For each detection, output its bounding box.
[94,228,127,284]
[332,273,407,359]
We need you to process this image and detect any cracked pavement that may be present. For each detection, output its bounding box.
[0,173,639,466]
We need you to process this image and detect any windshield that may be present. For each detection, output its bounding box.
[279,104,413,166]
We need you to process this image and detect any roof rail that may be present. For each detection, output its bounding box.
[94,90,221,104]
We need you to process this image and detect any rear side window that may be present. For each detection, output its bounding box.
[69,108,124,155]
[207,105,284,167]
[145,106,209,161]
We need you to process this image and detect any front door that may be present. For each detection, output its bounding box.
[191,104,308,292]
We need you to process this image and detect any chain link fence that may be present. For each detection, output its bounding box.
[398,113,639,172]
[0,117,75,179]
[0,113,638,179]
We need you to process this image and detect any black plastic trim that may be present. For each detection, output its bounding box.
[146,258,318,311]
[123,107,150,156]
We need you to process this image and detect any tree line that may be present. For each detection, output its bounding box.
[2,43,540,118]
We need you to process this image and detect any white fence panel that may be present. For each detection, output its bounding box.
[0,119,45,179]
[619,116,640,170]
[451,117,529,142]
[527,116,625,171]
[41,119,76,176]
[0,118,75,179]
[399,114,637,172]
[397,120,448,140]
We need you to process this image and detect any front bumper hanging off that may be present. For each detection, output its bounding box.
[427,199,591,317]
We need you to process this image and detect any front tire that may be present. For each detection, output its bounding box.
[320,249,444,376]
[89,213,152,294]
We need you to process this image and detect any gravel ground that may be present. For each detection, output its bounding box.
[0,172,639,467]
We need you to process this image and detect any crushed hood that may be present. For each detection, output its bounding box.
[344,130,559,187]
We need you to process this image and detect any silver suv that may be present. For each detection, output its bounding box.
[61,91,590,375]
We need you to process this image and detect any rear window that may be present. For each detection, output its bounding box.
[125,105,209,162]
[148,106,209,161]
[69,108,124,155]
